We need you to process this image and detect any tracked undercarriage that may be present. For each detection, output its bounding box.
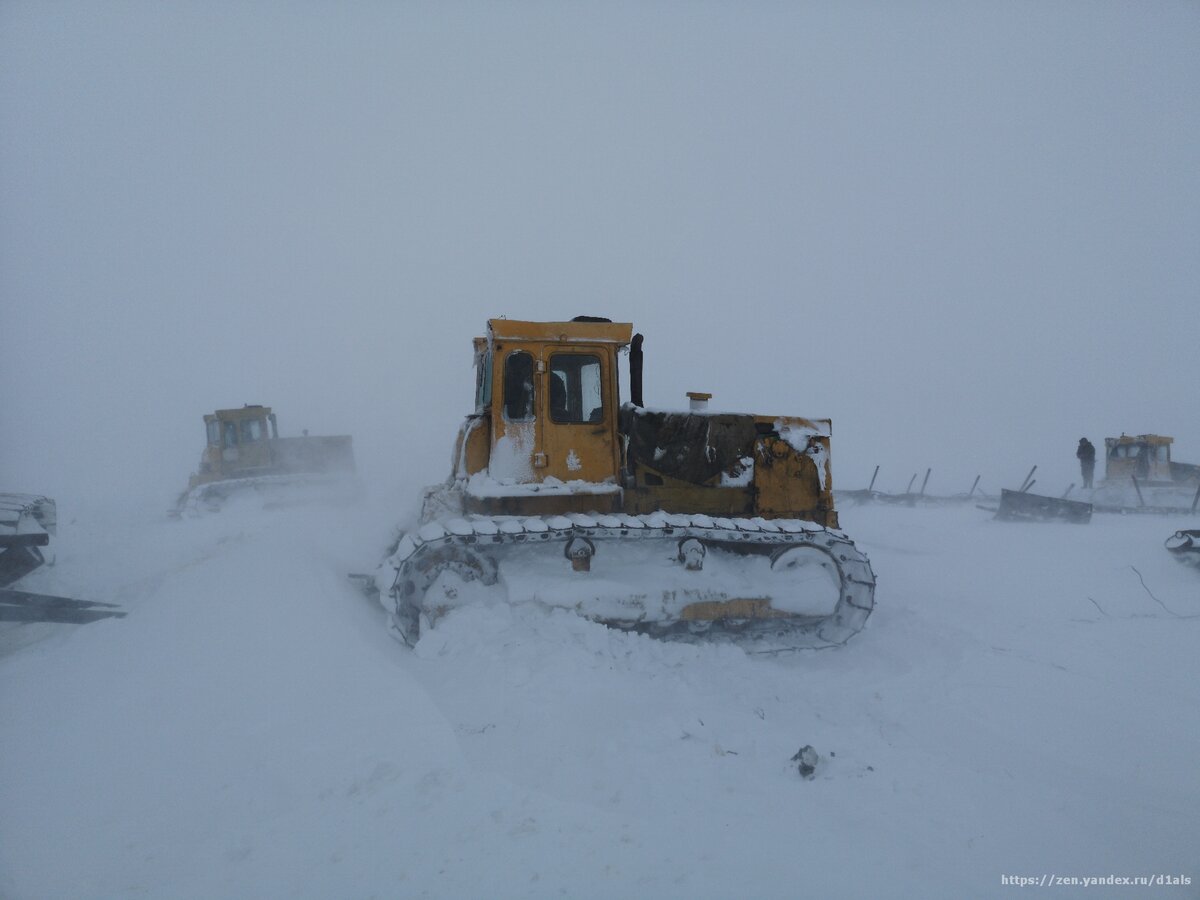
[376,510,875,652]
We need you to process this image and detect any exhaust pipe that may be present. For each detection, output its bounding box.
[630,333,644,408]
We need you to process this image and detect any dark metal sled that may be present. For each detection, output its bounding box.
[0,588,126,624]
[995,488,1092,524]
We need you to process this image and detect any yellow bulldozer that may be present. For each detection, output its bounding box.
[373,318,875,651]
[1102,434,1199,486]
[174,405,358,514]
[1091,433,1200,511]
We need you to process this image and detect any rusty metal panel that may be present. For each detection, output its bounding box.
[995,489,1092,523]
[464,416,490,477]
[625,484,755,517]
[680,598,791,621]
[753,437,825,518]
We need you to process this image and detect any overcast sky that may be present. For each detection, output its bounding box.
[2,1,1198,510]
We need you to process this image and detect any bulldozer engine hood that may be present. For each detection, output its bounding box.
[621,406,759,485]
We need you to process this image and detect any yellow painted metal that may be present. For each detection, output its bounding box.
[446,318,841,527]
[624,476,754,517]
[450,417,490,479]
[753,436,834,525]
[192,406,274,487]
[487,319,633,345]
[538,345,620,484]
[679,598,792,621]
[1103,433,1174,483]
[487,328,624,486]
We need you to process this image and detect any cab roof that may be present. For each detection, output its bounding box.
[487,319,634,346]
[205,405,273,421]
[1106,434,1172,445]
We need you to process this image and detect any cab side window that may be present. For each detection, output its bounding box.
[475,349,494,412]
[550,354,603,424]
[503,351,535,422]
[223,422,238,448]
[206,421,220,445]
[241,419,264,443]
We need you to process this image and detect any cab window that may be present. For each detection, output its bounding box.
[206,421,220,445]
[241,419,265,443]
[550,354,603,424]
[475,349,494,412]
[223,422,238,448]
[503,351,535,421]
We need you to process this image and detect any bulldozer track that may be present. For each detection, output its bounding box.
[381,512,876,652]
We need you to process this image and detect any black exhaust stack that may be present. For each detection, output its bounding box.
[630,333,644,408]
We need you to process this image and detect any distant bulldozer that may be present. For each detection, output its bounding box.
[174,405,358,514]
[1103,434,1200,487]
[1095,434,1200,512]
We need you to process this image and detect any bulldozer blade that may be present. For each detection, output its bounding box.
[0,588,126,624]
[995,488,1092,524]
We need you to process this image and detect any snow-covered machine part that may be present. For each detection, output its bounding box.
[376,511,874,651]
[174,405,360,515]
[1103,434,1178,485]
[0,494,120,623]
[1091,434,1200,512]
[1165,530,1200,569]
[371,317,876,652]
[0,493,56,587]
[995,489,1092,524]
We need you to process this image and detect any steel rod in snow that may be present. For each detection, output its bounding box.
[1062,484,1074,499]
[968,475,980,497]
[1131,475,1145,507]
[919,468,931,496]
[905,473,917,494]
[1019,466,1037,492]
[868,465,879,492]
[1192,480,1200,513]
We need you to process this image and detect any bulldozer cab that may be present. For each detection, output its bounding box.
[474,319,632,486]
[201,406,278,478]
[1104,434,1173,484]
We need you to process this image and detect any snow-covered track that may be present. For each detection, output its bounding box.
[376,512,876,652]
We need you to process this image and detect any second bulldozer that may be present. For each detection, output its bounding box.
[373,318,875,651]
[174,405,358,514]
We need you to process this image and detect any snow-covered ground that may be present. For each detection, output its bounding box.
[1,494,1197,898]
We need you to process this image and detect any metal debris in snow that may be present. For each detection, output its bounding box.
[791,744,819,779]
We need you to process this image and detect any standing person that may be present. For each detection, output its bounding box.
[1077,437,1096,488]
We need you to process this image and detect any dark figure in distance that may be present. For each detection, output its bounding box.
[1077,438,1096,489]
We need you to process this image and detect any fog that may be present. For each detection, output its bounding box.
[3,2,1198,510]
